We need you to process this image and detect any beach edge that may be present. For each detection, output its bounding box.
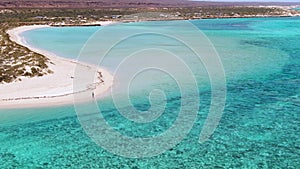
[0,24,113,109]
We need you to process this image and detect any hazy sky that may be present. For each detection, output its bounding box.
[193,0,300,2]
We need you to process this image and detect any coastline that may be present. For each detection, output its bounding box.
[0,24,114,109]
[50,20,119,27]
[1,16,298,109]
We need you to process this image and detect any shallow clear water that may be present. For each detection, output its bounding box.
[1,17,299,168]
[294,7,300,11]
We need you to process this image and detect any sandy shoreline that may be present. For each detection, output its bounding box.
[0,24,114,109]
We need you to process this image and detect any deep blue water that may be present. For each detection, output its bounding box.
[0,17,299,168]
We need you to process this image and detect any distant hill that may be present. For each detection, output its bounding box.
[0,0,299,8]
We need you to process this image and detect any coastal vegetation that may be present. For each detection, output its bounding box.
[0,26,52,83]
[1,7,298,24]
[0,6,299,83]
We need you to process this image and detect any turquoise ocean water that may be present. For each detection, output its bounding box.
[0,17,299,168]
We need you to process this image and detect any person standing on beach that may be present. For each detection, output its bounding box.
[92,92,95,98]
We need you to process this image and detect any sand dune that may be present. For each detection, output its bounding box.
[0,24,113,109]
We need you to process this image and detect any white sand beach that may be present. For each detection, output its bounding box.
[0,24,113,109]
[87,21,119,26]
